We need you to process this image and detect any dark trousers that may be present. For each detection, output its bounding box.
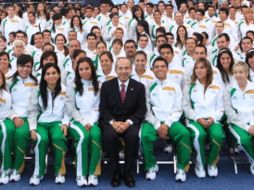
[102,124,140,174]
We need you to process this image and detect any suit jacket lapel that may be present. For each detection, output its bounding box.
[113,78,121,105]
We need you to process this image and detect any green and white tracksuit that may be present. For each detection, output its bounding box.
[31,47,43,72]
[131,69,155,89]
[183,81,225,167]
[224,80,254,163]
[127,18,137,41]
[23,21,41,43]
[28,85,69,177]
[9,76,37,174]
[167,57,185,88]
[238,19,254,40]
[0,89,15,175]
[66,80,102,176]
[82,17,101,39]
[97,69,117,84]
[96,13,110,28]
[141,79,192,171]
[1,16,22,40]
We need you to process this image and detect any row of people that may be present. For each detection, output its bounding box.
[1,54,254,187]
[1,2,254,54]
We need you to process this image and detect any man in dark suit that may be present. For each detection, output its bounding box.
[99,57,146,187]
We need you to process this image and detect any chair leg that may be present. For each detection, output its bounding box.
[136,159,140,174]
[45,154,48,175]
[173,154,177,174]
[233,158,238,174]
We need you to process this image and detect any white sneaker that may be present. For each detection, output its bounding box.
[88,175,98,186]
[119,150,125,159]
[208,165,218,177]
[175,169,186,182]
[250,163,254,175]
[10,170,21,182]
[76,176,87,187]
[29,175,43,186]
[0,172,9,184]
[145,164,159,180]
[55,175,65,184]
[195,164,206,178]
[164,144,173,153]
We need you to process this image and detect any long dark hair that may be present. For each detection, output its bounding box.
[38,51,58,71]
[132,5,144,21]
[55,34,69,56]
[51,13,62,33]
[246,48,254,68]
[175,25,188,49]
[217,48,234,84]
[40,63,61,109]
[136,20,150,40]
[36,2,50,21]
[91,26,104,42]
[11,54,37,85]
[70,15,83,32]
[0,71,6,90]
[75,57,99,96]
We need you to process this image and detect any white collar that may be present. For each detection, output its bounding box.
[118,78,129,89]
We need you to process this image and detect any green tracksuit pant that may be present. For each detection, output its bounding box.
[141,121,192,171]
[68,121,102,177]
[229,123,254,163]
[187,120,225,166]
[0,119,15,173]
[32,122,67,177]
[13,117,30,173]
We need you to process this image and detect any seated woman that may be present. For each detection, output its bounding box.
[224,61,254,175]
[28,64,69,185]
[66,57,101,187]
[183,58,225,178]
[8,54,37,182]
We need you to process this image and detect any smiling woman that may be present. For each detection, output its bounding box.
[224,61,254,175]
[28,63,69,186]
[184,58,225,179]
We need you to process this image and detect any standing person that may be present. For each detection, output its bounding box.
[183,58,225,178]
[70,15,85,44]
[66,57,101,187]
[28,64,69,185]
[141,57,191,182]
[128,5,144,41]
[216,48,235,87]
[224,61,254,175]
[99,57,146,187]
[1,5,22,41]
[8,54,37,182]
[0,71,14,184]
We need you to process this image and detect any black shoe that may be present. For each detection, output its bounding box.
[111,171,121,187]
[124,172,135,187]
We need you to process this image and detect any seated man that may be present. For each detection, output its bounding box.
[141,56,192,182]
[99,57,146,187]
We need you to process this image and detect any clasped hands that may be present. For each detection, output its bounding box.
[197,117,214,128]
[112,121,130,133]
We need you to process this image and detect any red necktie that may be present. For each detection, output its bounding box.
[120,83,126,103]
